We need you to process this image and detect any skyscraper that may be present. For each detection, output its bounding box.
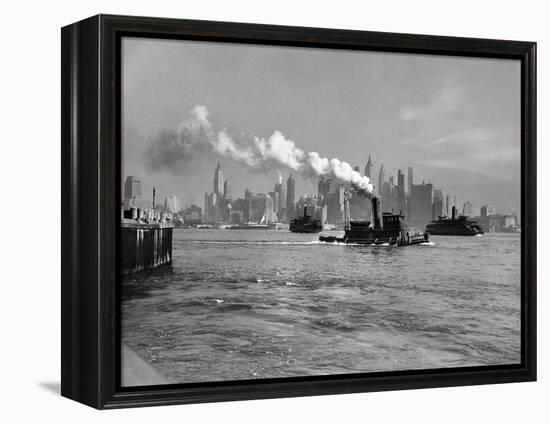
[364,154,373,179]
[318,177,328,201]
[165,195,180,213]
[286,174,295,220]
[380,179,396,213]
[396,169,406,215]
[407,167,413,195]
[480,205,496,217]
[273,180,286,221]
[408,182,433,228]
[463,201,474,217]
[318,178,345,224]
[278,185,286,215]
[124,176,142,202]
[353,165,361,174]
[265,195,274,224]
[204,192,215,223]
[213,162,224,195]
[378,164,385,195]
[269,190,280,216]
[223,180,231,200]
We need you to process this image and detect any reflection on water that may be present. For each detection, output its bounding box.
[121,229,521,385]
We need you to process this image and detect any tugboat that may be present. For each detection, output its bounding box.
[289,207,323,233]
[425,206,484,236]
[319,193,428,245]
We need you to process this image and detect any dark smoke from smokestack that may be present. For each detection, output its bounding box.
[144,106,213,173]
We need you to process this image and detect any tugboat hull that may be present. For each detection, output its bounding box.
[319,233,427,245]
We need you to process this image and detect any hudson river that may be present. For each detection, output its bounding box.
[121,230,521,385]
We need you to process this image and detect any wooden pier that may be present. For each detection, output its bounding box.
[121,219,174,274]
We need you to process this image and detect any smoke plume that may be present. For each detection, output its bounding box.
[146,106,374,195]
[145,106,214,172]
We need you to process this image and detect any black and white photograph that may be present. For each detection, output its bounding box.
[120,36,522,386]
[2,0,546,420]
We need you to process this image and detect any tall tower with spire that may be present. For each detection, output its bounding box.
[286,174,295,221]
[364,154,373,179]
[213,162,224,195]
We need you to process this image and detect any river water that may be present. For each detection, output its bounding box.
[121,229,521,385]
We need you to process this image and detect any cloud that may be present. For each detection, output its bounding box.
[402,128,495,148]
[398,76,519,175]
[400,82,461,122]
[418,158,515,181]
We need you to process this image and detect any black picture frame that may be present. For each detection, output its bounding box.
[61,14,537,409]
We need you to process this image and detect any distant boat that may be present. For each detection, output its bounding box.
[425,206,484,236]
[289,207,323,233]
[228,223,276,230]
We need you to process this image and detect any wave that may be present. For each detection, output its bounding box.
[217,303,253,312]
[182,239,434,247]
[182,240,323,245]
[317,241,360,246]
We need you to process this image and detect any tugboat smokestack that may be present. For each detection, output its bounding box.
[452,205,457,220]
[372,196,383,230]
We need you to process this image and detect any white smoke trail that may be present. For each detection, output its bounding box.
[149,105,374,195]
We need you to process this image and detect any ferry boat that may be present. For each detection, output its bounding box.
[425,206,484,236]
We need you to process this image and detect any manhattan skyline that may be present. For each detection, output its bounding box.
[121,37,521,214]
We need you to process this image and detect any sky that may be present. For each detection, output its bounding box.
[121,36,521,215]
